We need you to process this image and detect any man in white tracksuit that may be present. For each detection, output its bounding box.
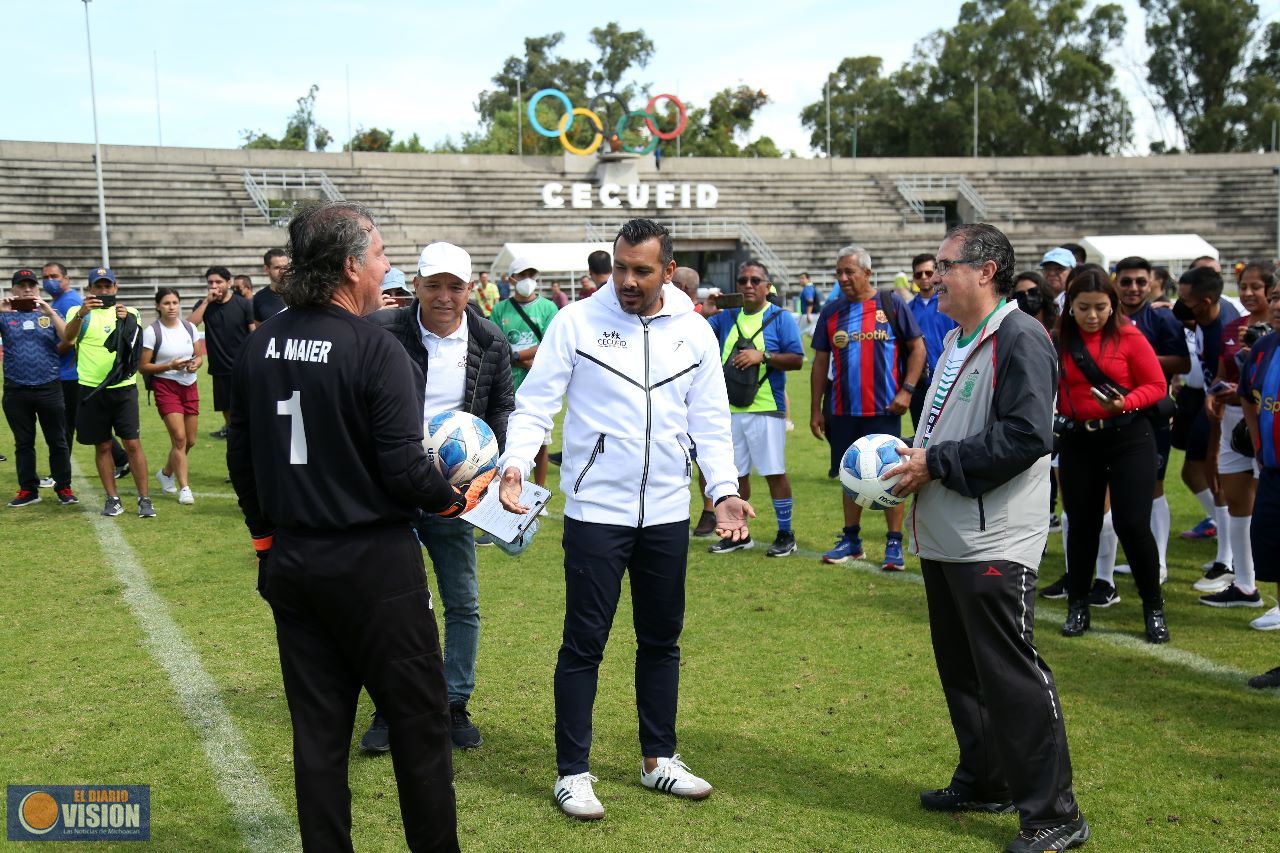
[499,219,754,821]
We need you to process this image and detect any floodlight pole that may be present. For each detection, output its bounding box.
[516,79,523,157]
[972,78,978,158]
[825,76,832,159]
[153,50,162,146]
[82,0,109,265]
[345,64,354,167]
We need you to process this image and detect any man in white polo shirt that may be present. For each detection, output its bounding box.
[363,242,516,752]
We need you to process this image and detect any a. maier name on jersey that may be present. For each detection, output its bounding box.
[264,337,333,363]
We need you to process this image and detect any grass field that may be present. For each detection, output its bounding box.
[1,347,1278,852]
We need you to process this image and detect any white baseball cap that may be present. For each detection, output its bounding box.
[508,256,538,277]
[417,242,472,284]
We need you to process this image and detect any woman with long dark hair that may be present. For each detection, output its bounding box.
[139,288,204,504]
[1013,270,1060,333]
[1056,268,1170,642]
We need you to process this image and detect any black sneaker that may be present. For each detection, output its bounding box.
[101,496,124,517]
[1005,814,1090,852]
[709,535,753,554]
[1040,574,1069,599]
[766,530,797,557]
[692,509,717,538]
[1087,579,1120,608]
[1248,666,1280,689]
[1048,513,1062,532]
[359,711,390,754]
[1199,585,1264,608]
[210,426,228,440]
[1062,601,1090,637]
[548,451,562,466]
[137,496,156,518]
[1144,606,1170,644]
[113,461,131,480]
[827,466,838,479]
[919,785,1015,814]
[7,489,41,508]
[450,703,482,749]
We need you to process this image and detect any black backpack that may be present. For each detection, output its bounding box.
[723,308,781,407]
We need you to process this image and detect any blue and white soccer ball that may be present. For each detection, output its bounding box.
[839,433,909,510]
[423,410,499,486]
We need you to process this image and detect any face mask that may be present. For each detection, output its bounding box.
[43,279,61,298]
[514,278,537,298]
[1014,289,1042,316]
[1172,298,1196,326]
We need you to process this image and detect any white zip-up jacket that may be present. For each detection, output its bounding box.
[501,280,739,527]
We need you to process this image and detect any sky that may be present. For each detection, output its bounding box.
[3,0,1278,157]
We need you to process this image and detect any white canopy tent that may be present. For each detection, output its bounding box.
[1079,234,1218,275]
[490,242,612,296]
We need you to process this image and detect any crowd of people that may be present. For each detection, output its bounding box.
[3,211,1280,852]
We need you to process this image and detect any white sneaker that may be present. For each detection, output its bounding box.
[640,754,713,799]
[1114,563,1131,575]
[156,469,177,494]
[1194,564,1234,592]
[1251,605,1280,632]
[553,772,604,820]
[177,486,194,505]
[38,476,55,489]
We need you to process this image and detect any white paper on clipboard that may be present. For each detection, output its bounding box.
[461,479,552,543]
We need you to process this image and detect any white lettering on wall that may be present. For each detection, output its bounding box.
[540,183,717,210]
[542,182,565,208]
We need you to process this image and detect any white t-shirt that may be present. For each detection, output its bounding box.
[418,314,469,418]
[142,321,203,387]
[921,332,977,447]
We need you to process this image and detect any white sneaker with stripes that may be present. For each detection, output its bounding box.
[640,755,713,799]
[553,772,604,820]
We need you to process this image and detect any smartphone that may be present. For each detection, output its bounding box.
[1090,384,1122,403]
[10,297,37,312]
[715,292,745,309]
[94,293,117,308]
[1207,379,1234,396]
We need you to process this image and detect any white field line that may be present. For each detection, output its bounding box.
[71,462,300,851]
[794,547,1278,697]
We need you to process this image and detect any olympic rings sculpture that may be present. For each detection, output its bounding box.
[527,88,688,156]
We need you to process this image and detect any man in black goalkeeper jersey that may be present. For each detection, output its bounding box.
[227,200,491,853]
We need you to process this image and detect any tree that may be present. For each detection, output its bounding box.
[346,127,393,152]
[799,57,921,157]
[1240,22,1280,151]
[1140,0,1259,151]
[241,85,332,152]
[678,86,781,157]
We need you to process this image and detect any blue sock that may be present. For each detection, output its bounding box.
[843,524,861,543]
[772,498,793,532]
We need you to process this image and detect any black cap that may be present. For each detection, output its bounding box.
[11,268,38,286]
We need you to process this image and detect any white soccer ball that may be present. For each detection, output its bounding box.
[839,433,908,510]
[423,410,499,486]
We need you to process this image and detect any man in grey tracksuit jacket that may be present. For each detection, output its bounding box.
[890,224,1086,852]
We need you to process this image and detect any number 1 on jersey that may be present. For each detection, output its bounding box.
[277,390,308,464]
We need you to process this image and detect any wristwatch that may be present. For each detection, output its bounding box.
[763,350,775,366]
[902,382,917,394]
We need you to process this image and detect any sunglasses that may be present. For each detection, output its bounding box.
[736,275,767,286]
[913,269,935,279]
[1117,276,1149,287]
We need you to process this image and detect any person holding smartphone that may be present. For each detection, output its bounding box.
[139,288,205,505]
[1054,267,1169,642]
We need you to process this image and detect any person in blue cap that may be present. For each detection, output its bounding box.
[1039,247,1077,313]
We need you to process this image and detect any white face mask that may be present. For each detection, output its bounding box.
[514,277,537,298]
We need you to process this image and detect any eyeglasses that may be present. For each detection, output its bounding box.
[912,269,935,279]
[1117,276,1149,288]
[736,275,767,286]
[934,258,984,277]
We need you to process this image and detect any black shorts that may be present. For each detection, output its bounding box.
[826,413,902,454]
[77,384,141,445]
[1171,387,1209,460]
[1253,469,1280,584]
[1153,420,1172,481]
[211,373,232,412]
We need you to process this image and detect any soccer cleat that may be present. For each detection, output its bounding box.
[178,487,195,505]
[1144,606,1170,644]
[1250,605,1280,631]
[56,488,79,505]
[113,461,130,480]
[554,772,604,820]
[692,509,717,538]
[137,496,156,519]
[766,530,797,558]
[7,489,40,508]
[822,534,864,564]
[1087,579,1120,608]
[1180,517,1217,539]
[450,703,482,749]
[640,755,712,800]
[1193,563,1234,592]
[359,711,390,754]
[102,496,124,517]
[1040,574,1069,599]
[882,536,905,571]
[38,476,55,489]
[548,451,563,466]
[1248,666,1280,689]
[919,785,1015,814]
[1199,585,1263,608]
[1004,814,1090,852]
[156,469,177,494]
[709,535,753,554]
[1062,602,1090,637]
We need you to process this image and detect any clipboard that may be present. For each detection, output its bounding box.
[461,479,552,543]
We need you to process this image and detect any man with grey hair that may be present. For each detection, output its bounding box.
[887,223,1087,853]
[228,200,485,852]
[810,244,925,569]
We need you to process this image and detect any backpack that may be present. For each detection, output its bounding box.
[143,319,197,404]
[723,307,781,408]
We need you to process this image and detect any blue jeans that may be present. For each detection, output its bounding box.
[416,513,480,706]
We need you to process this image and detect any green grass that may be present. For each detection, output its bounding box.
[1,352,1277,852]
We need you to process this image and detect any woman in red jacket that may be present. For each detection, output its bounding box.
[1056,266,1170,643]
